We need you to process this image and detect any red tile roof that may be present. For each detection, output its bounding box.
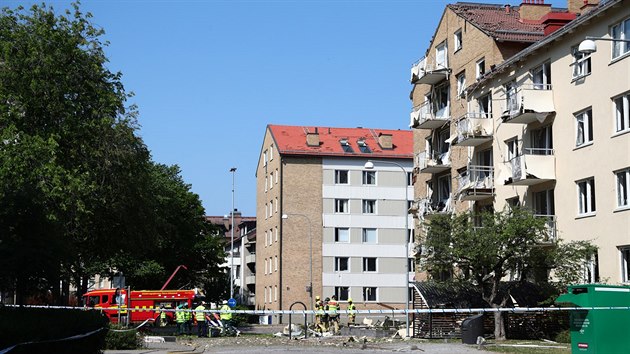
[268,125,413,159]
[448,2,568,42]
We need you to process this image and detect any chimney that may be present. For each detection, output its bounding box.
[306,127,320,147]
[505,4,511,13]
[541,12,577,35]
[568,0,599,15]
[378,133,393,149]
[519,0,552,21]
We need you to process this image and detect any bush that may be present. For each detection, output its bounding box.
[104,325,143,350]
[233,305,257,325]
[554,329,571,343]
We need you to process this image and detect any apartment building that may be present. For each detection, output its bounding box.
[410,1,575,226]
[205,211,256,305]
[465,0,629,283]
[256,125,413,323]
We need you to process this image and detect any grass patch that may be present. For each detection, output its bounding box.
[484,340,570,354]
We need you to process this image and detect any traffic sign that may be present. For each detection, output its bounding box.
[228,298,237,308]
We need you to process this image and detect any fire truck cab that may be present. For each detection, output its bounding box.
[84,288,198,324]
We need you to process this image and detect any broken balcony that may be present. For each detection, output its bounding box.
[505,148,556,186]
[417,196,453,219]
[416,150,451,174]
[410,57,450,85]
[536,214,557,244]
[410,101,450,130]
[454,113,493,146]
[501,84,555,124]
[456,165,494,201]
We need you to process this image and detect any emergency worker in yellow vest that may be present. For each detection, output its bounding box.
[314,296,326,333]
[347,298,357,325]
[195,301,208,337]
[327,295,340,335]
[220,300,241,336]
[156,305,166,327]
[184,304,193,335]
[175,304,186,335]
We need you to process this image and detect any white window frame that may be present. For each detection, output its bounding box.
[362,228,377,244]
[264,259,268,275]
[263,150,268,166]
[274,285,278,302]
[363,287,377,302]
[275,168,279,183]
[613,92,630,134]
[274,227,278,242]
[575,108,593,147]
[274,256,278,271]
[436,41,448,69]
[265,203,268,219]
[335,286,350,301]
[335,227,350,243]
[362,199,376,214]
[269,144,274,161]
[269,172,273,189]
[456,72,466,98]
[611,17,630,60]
[571,46,591,80]
[265,176,268,192]
[264,287,267,303]
[506,138,519,161]
[335,257,350,272]
[363,257,377,272]
[454,29,462,52]
[335,170,349,184]
[335,199,349,213]
[616,168,630,209]
[531,61,551,90]
[476,58,485,79]
[269,200,273,216]
[577,177,596,216]
[407,172,413,186]
[362,170,376,185]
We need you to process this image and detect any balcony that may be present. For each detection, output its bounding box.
[456,165,494,201]
[505,148,556,186]
[501,84,555,124]
[417,196,453,219]
[410,57,450,85]
[410,101,451,129]
[416,150,451,174]
[245,275,256,285]
[536,215,557,244]
[245,254,256,265]
[454,113,493,146]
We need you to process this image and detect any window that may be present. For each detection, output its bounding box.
[265,203,268,219]
[437,174,451,209]
[533,189,555,216]
[269,172,273,189]
[264,230,268,247]
[363,257,377,272]
[357,139,371,153]
[614,92,630,133]
[269,287,273,303]
[408,258,416,273]
[530,125,553,155]
[456,72,466,98]
[571,46,591,80]
[476,58,485,79]
[265,176,268,192]
[275,197,278,212]
[274,285,278,301]
[335,199,349,213]
[616,168,630,208]
[335,257,349,271]
[340,139,354,153]
[362,199,376,214]
[407,228,415,243]
[264,259,268,275]
[454,29,462,51]
[264,287,267,303]
[577,178,596,215]
[269,144,274,160]
[506,138,519,161]
[478,94,492,118]
[363,287,377,302]
[274,256,278,271]
[335,170,349,184]
[269,200,273,216]
[505,80,518,113]
[575,108,593,147]
[621,246,630,282]
[335,287,350,301]
[274,227,278,242]
[407,172,413,186]
[532,61,551,90]
[362,171,376,185]
[335,228,349,243]
[583,252,599,283]
[269,257,273,274]
[433,82,450,118]
[275,168,279,183]
[507,197,520,209]
[436,41,447,68]
[611,17,630,59]
[362,228,377,243]
[263,150,268,166]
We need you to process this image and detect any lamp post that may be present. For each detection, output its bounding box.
[229,167,237,300]
[578,36,630,54]
[281,213,313,317]
[364,159,411,338]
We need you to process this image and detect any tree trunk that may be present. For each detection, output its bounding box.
[493,310,506,341]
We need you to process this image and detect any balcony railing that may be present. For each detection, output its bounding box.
[417,196,453,219]
[410,57,450,85]
[501,84,555,124]
[456,165,494,201]
[245,275,256,285]
[245,254,256,264]
[535,214,557,243]
[416,150,451,174]
[506,148,556,186]
[410,101,451,129]
[454,113,493,146]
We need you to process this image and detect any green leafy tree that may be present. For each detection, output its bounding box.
[420,208,596,340]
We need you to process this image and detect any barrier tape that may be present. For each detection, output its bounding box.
[5,304,630,315]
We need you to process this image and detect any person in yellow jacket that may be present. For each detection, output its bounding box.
[327,295,340,335]
[195,301,208,337]
[175,304,186,335]
[314,296,326,333]
[220,300,241,336]
[347,298,357,326]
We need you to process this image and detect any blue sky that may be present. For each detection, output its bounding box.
[15,0,567,216]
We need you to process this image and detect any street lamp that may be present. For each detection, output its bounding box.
[578,36,630,54]
[229,167,237,300]
[281,213,313,316]
[364,159,412,338]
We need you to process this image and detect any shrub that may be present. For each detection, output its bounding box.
[104,325,143,350]
[554,329,571,343]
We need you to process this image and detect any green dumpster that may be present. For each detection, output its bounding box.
[555,284,630,354]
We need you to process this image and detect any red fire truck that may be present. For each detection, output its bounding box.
[83,288,198,324]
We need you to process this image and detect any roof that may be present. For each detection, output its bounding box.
[267,125,413,159]
[448,2,566,43]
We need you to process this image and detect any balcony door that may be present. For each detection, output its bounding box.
[478,94,492,118]
[530,125,553,155]
[533,189,555,216]
[436,41,447,69]
[532,61,551,90]
[432,83,450,118]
